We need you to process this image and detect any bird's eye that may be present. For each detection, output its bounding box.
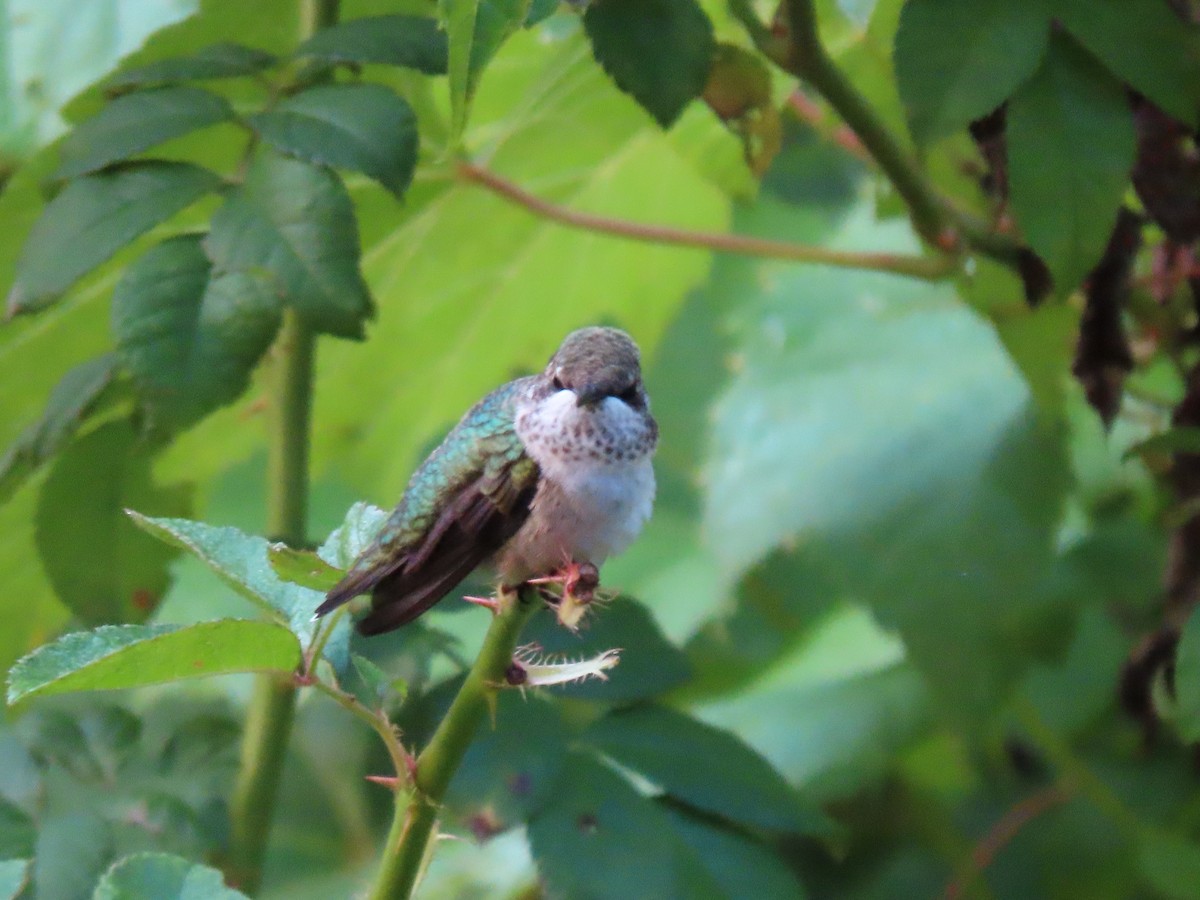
[618,384,642,407]
[551,376,565,391]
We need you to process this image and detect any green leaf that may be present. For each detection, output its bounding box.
[0,354,123,505]
[521,597,689,702]
[350,653,406,703]
[701,203,1068,718]
[93,852,249,899]
[583,0,715,128]
[0,860,27,900]
[35,421,191,624]
[295,15,448,74]
[33,811,110,900]
[248,84,418,198]
[665,808,808,900]
[7,162,221,315]
[267,545,344,592]
[1138,829,1200,900]
[1175,606,1200,742]
[527,752,722,899]
[128,513,331,658]
[1123,426,1200,462]
[106,43,279,89]
[582,704,831,835]
[317,502,388,568]
[55,86,233,180]
[445,692,568,830]
[894,0,1050,144]
[1008,32,1136,294]
[111,234,281,430]
[0,799,33,859]
[441,0,532,141]
[205,149,373,338]
[1056,0,1200,127]
[6,620,300,705]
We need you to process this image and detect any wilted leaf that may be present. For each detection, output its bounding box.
[1008,32,1137,294]
[7,162,221,315]
[55,86,233,180]
[584,0,715,128]
[295,15,447,73]
[6,620,300,705]
[35,421,191,624]
[248,84,418,197]
[205,150,372,338]
[93,852,249,899]
[111,234,281,430]
[106,43,279,89]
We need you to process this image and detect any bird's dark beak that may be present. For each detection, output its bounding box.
[575,383,605,408]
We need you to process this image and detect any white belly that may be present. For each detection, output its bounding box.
[502,390,657,579]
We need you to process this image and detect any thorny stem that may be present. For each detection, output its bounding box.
[368,589,540,900]
[226,309,317,891]
[307,676,411,782]
[458,163,956,281]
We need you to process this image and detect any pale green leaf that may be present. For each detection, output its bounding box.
[0,860,28,900]
[92,852,249,899]
[6,620,300,704]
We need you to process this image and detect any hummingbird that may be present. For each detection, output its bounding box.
[315,326,658,635]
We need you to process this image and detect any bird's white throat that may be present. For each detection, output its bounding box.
[514,389,657,563]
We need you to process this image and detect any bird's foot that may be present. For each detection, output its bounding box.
[527,560,601,631]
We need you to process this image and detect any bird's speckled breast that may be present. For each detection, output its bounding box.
[501,389,657,580]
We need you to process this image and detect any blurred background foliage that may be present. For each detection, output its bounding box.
[1,0,1200,897]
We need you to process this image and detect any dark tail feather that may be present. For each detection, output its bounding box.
[356,553,483,635]
[315,559,404,619]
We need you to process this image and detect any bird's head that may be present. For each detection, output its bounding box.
[545,326,647,410]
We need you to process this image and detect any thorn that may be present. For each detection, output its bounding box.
[365,774,401,791]
[463,594,500,613]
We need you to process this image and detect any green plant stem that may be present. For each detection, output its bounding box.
[734,0,1028,268]
[369,591,540,900]
[227,312,316,892]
